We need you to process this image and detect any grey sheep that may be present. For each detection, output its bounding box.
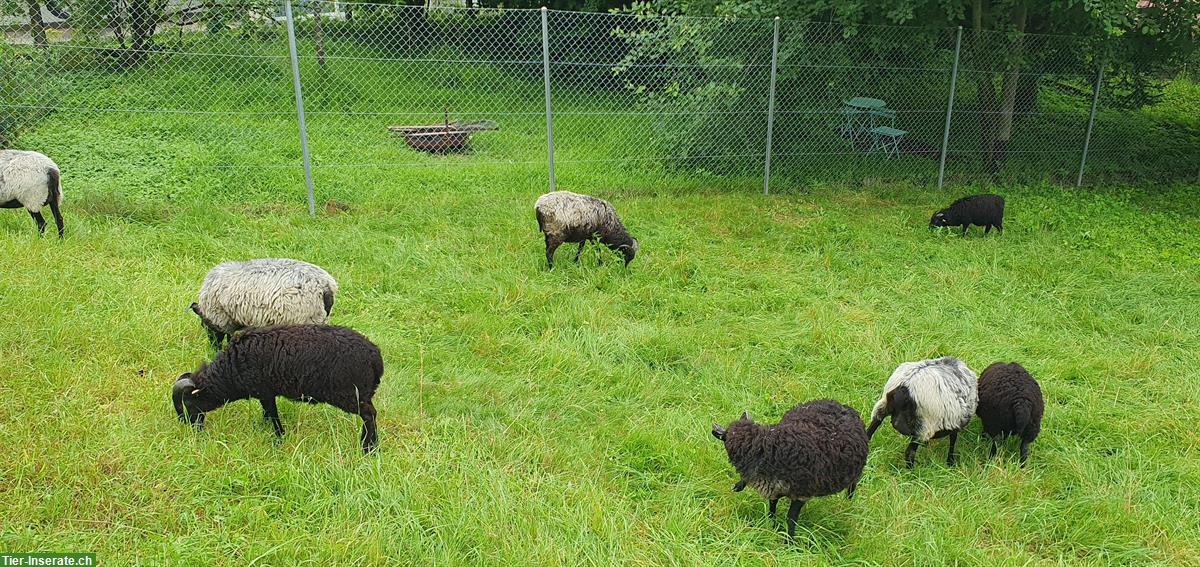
[867,357,979,468]
[929,194,1004,236]
[977,362,1044,466]
[190,258,338,350]
[712,400,868,539]
[172,324,384,453]
[534,190,638,268]
[0,150,64,238]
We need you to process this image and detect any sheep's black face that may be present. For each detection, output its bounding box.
[172,373,220,426]
[929,211,950,228]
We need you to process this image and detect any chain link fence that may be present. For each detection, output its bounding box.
[2,1,1197,210]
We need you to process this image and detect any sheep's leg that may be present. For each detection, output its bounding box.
[984,224,993,235]
[768,498,779,516]
[545,235,563,269]
[960,224,969,237]
[260,397,284,437]
[865,417,882,440]
[574,241,586,263]
[904,440,919,469]
[946,431,959,466]
[996,222,1003,234]
[29,210,47,236]
[1018,439,1031,467]
[360,401,378,453]
[988,437,998,459]
[786,499,806,539]
[48,198,63,238]
[845,482,857,500]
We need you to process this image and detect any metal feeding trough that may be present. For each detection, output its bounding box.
[388,111,499,154]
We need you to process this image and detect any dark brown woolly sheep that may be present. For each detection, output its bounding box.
[977,362,1044,466]
[711,400,868,539]
[172,324,384,453]
[929,194,1004,236]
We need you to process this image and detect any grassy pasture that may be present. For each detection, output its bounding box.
[1,34,1200,565]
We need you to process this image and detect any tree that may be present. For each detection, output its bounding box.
[621,0,1198,172]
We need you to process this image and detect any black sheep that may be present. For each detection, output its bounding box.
[929,194,1005,236]
[976,362,1044,466]
[711,400,868,539]
[171,324,384,453]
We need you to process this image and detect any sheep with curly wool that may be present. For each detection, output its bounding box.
[867,357,978,468]
[534,190,638,268]
[929,194,1004,236]
[977,362,1044,466]
[190,258,337,350]
[712,400,868,539]
[0,150,63,238]
[172,324,384,453]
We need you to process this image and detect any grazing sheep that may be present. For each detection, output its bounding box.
[929,194,1004,236]
[867,357,978,468]
[712,400,868,539]
[0,150,63,238]
[190,258,337,350]
[534,190,638,268]
[172,324,383,453]
[977,362,1044,466]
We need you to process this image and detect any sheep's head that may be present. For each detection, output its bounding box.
[623,239,639,266]
[884,385,919,437]
[713,411,755,490]
[172,373,220,426]
[929,210,951,228]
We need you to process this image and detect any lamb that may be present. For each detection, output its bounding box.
[976,362,1044,466]
[190,258,337,349]
[711,399,868,539]
[866,357,978,468]
[929,194,1004,236]
[0,150,64,238]
[171,324,384,453]
[534,190,639,268]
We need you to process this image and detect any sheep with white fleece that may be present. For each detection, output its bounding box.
[0,150,63,238]
[190,258,337,349]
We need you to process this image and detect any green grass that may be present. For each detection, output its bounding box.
[3,34,1200,565]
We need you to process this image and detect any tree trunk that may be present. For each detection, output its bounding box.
[993,1,1028,164]
[27,0,47,51]
[127,0,156,66]
[972,0,1000,174]
[312,2,327,68]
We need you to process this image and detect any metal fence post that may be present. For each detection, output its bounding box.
[284,0,316,216]
[937,26,963,190]
[541,7,556,192]
[763,17,780,196]
[1077,64,1103,187]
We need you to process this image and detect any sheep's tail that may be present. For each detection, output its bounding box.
[47,168,62,204]
[1012,399,1033,438]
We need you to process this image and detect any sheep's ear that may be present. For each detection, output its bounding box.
[711,424,726,440]
[740,410,751,421]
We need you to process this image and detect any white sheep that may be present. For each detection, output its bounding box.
[0,150,63,238]
[190,258,338,349]
[534,190,638,268]
[866,357,979,468]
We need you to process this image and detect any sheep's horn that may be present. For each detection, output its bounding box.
[711,424,726,440]
[172,376,195,419]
